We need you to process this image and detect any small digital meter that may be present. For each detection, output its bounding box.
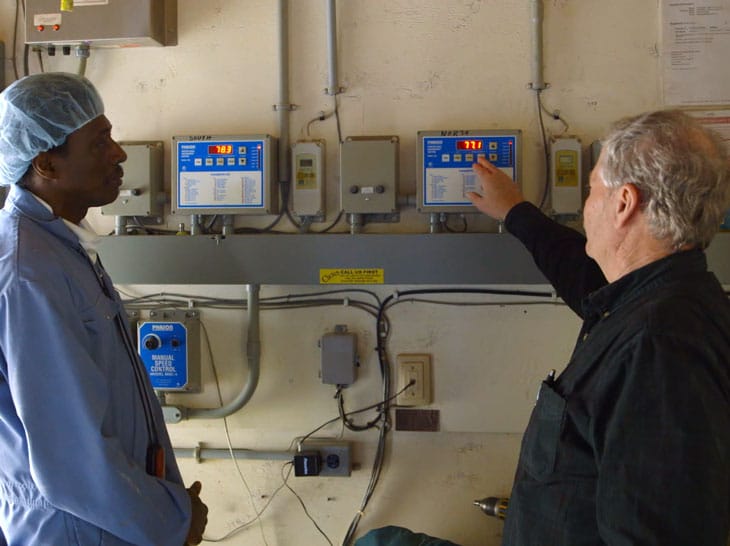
[416,130,521,213]
[172,134,278,215]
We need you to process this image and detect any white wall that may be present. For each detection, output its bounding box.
[1,1,662,544]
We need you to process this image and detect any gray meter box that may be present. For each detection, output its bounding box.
[340,136,399,214]
[101,141,163,217]
[320,326,357,386]
[25,0,177,48]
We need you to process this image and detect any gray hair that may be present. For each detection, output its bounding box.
[600,109,730,249]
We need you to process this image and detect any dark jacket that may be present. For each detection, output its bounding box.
[501,202,730,546]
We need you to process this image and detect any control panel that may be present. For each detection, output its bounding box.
[137,310,200,392]
[550,137,582,215]
[292,140,325,220]
[417,130,521,213]
[172,134,278,215]
[25,0,176,48]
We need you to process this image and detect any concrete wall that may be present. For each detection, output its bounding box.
[1,1,663,544]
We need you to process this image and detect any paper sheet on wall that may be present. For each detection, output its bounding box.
[687,110,730,229]
[661,0,730,106]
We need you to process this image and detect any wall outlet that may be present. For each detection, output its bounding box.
[298,439,351,477]
[397,353,432,406]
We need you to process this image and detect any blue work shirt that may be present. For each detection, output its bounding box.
[0,185,190,545]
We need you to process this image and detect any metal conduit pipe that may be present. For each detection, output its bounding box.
[185,284,261,420]
[174,447,293,463]
[114,216,127,236]
[277,0,291,184]
[529,0,546,91]
[325,0,339,95]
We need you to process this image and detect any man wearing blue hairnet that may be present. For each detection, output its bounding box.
[0,73,207,545]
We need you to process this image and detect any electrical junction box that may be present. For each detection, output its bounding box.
[320,325,357,386]
[137,310,201,392]
[172,134,278,216]
[550,137,582,215]
[292,140,325,220]
[101,141,163,217]
[340,136,399,215]
[417,130,521,213]
[25,0,177,48]
[298,439,352,477]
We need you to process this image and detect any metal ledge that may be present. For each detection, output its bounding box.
[98,232,730,286]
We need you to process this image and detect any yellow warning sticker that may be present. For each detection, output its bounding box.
[320,268,385,285]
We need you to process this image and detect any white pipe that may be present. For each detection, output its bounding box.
[174,447,292,462]
[530,0,546,91]
[186,284,261,420]
[325,0,339,95]
[277,0,291,183]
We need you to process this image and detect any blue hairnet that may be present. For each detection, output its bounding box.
[0,72,104,186]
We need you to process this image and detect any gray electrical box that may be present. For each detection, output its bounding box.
[25,0,177,48]
[101,141,163,217]
[320,325,357,386]
[340,136,399,214]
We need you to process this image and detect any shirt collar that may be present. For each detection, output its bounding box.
[28,191,100,263]
[582,249,708,319]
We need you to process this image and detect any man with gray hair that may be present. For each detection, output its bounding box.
[0,73,207,545]
[468,109,730,545]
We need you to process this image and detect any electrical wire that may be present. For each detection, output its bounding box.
[441,213,468,233]
[535,90,550,211]
[11,0,22,80]
[122,286,562,545]
[334,94,343,144]
[200,320,270,545]
[281,463,334,546]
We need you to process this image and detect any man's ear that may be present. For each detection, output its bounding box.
[30,152,57,181]
[614,182,642,228]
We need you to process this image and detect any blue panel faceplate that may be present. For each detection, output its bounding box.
[176,139,266,210]
[138,322,188,390]
[422,135,517,207]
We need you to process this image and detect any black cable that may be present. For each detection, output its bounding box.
[536,90,550,211]
[334,94,343,144]
[281,463,334,546]
[11,0,20,80]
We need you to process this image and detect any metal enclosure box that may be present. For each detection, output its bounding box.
[137,310,201,392]
[101,141,163,217]
[340,136,399,214]
[417,130,522,213]
[25,0,177,48]
[320,327,357,386]
[292,140,325,219]
[172,134,279,216]
[550,137,582,215]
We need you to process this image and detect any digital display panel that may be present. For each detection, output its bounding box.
[456,139,483,150]
[207,144,233,155]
